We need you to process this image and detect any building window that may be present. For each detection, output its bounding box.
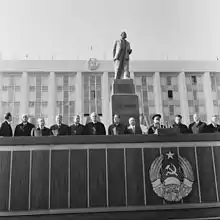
[193,90,197,100]
[29,86,35,92]
[29,101,35,108]
[167,76,172,86]
[195,105,199,113]
[2,85,7,91]
[210,75,216,91]
[168,90,173,99]
[169,105,174,115]
[42,86,48,92]
[141,76,147,86]
[191,76,197,85]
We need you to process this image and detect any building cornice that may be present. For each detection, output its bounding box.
[0,60,220,72]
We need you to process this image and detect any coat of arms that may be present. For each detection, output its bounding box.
[88,58,99,71]
[149,151,194,202]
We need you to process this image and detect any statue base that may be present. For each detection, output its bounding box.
[111,79,140,126]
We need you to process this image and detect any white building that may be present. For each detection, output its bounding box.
[0,59,220,129]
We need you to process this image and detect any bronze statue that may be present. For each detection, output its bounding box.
[113,32,132,79]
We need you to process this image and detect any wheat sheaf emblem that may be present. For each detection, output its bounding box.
[149,151,194,202]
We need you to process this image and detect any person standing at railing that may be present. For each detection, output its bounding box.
[147,114,165,134]
[188,113,207,134]
[0,112,13,137]
[108,114,127,135]
[31,117,52,136]
[172,114,189,134]
[14,114,35,136]
[126,117,142,134]
[50,114,70,136]
[83,112,106,135]
[206,115,220,133]
[69,115,85,135]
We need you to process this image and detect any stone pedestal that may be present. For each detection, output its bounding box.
[111,79,140,125]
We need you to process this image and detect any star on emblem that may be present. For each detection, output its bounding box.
[166,151,174,159]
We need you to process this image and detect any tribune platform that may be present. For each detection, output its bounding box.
[0,134,219,219]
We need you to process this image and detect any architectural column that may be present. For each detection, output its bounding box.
[178,72,190,125]
[154,72,164,120]
[20,72,28,115]
[75,71,82,119]
[130,71,135,79]
[203,72,214,123]
[102,71,110,129]
[48,72,56,126]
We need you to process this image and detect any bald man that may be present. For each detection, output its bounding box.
[14,114,35,136]
[31,118,52,136]
[83,112,106,135]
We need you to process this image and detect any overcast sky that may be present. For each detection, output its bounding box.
[0,0,220,60]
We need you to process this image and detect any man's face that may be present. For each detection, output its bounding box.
[56,115,62,124]
[74,115,80,124]
[175,116,181,124]
[38,118,45,127]
[22,115,28,123]
[91,113,97,123]
[212,116,217,124]
[154,117,160,124]
[193,114,199,122]
[8,116,12,122]
[129,118,135,126]
[121,32,127,39]
[114,115,120,124]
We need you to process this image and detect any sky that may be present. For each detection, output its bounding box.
[0,0,220,60]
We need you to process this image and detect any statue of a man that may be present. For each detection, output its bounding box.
[113,32,132,79]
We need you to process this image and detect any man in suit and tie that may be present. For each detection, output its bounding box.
[83,112,106,135]
[108,114,127,135]
[113,31,132,79]
[126,117,142,135]
[50,114,70,136]
[31,117,52,136]
[148,114,165,134]
[188,113,207,134]
[14,114,35,136]
[172,114,189,134]
[69,115,84,135]
[206,115,220,133]
[0,112,13,137]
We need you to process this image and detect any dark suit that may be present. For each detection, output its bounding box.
[148,124,165,134]
[83,122,106,135]
[69,124,84,135]
[206,123,220,133]
[173,123,189,134]
[108,123,127,135]
[50,124,70,136]
[188,121,207,134]
[14,122,35,136]
[126,125,142,135]
[31,127,52,136]
[0,121,13,137]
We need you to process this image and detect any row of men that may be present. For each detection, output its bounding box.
[0,112,219,137]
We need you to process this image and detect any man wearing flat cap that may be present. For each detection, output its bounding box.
[113,31,132,79]
[147,114,165,134]
[172,114,189,134]
[0,112,13,137]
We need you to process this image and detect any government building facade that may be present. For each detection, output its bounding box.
[0,59,220,129]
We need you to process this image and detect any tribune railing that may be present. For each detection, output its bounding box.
[0,134,219,219]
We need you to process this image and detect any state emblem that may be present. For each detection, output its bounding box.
[149,151,194,202]
[88,58,99,71]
